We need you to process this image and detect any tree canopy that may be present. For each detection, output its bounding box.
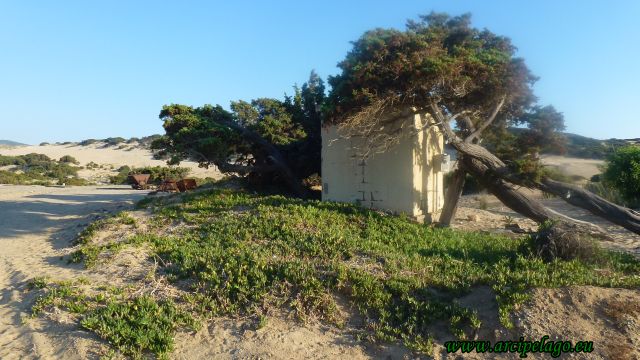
[151,71,327,194]
[326,13,536,132]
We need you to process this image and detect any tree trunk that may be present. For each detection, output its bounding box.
[447,137,640,236]
[539,178,640,234]
[218,119,308,197]
[439,166,466,226]
[461,157,553,223]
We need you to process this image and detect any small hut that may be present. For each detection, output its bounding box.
[321,113,448,223]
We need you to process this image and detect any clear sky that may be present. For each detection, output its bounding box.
[1,1,638,144]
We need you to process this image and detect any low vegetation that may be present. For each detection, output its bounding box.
[29,278,198,359]
[561,133,633,159]
[76,135,162,149]
[30,185,640,358]
[0,153,89,185]
[109,166,190,185]
[601,145,640,208]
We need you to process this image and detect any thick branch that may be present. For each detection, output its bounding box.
[216,118,308,197]
[462,156,553,223]
[439,165,466,226]
[465,96,506,143]
[539,178,640,234]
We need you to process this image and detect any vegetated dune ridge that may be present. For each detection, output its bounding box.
[0,142,220,182]
[1,184,637,359]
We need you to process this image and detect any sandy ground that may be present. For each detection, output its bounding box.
[540,155,604,181]
[0,185,638,359]
[0,185,150,359]
[454,191,640,258]
[0,143,219,183]
[0,185,414,359]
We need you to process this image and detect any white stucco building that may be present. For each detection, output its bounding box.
[321,113,447,223]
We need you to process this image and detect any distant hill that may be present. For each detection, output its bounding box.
[507,128,638,159]
[561,133,638,159]
[0,139,27,146]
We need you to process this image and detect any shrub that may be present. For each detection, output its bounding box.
[59,155,79,164]
[109,166,190,185]
[0,153,85,185]
[79,139,98,146]
[104,137,126,146]
[39,142,50,146]
[602,145,640,208]
[532,221,602,262]
[0,155,26,166]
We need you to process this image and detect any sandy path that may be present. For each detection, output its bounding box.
[0,185,148,359]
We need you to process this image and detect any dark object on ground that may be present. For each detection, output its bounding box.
[128,174,151,190]
[158,180,179,192]
[177,178,197,192]
[532,222,602,262]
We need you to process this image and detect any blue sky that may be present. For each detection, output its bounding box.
[1,1,638,144]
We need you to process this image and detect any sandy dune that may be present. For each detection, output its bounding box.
[540,155,604,180]
[0,184,637,359]
[0,143,220,182]
[0,185,149,359]
[0,185,412,359]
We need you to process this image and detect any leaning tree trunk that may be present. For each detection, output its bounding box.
[439,165,466,226]
[218,119,308,197]
[461,157,553,223]
[447,138,640,236]
[539,178,640,234]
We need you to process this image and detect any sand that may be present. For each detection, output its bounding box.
[0,143,220,183]
[0,185,149,359]
[0,184,417,359]
[540,155,604,180]
[454,191,640,258]
[0,184,638,359]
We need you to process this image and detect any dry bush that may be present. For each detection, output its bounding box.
[532,222,602,262]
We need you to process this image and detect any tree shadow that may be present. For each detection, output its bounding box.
[0,190,147,242]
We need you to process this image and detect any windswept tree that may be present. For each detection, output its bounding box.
[152,72,326,196]
[326,12,640,236]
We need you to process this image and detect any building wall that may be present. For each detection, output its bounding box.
[321,113,444,222]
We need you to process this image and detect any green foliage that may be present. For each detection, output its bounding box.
[152,71,326,186]
[326,12,536,126]
[562,133,628,159]
[79,138,98,146]
[73,189,640,355]
[29,279,196,359]
[104,137,126,146]
[326,13,570,185]
[81,296,198,359]
[109,166,190,185]
[602,145,640,207]
[0,153,86,185]
[59,155,80,164]
[152,104,241,167]
[231,98,305,145]
[30,279,91,316]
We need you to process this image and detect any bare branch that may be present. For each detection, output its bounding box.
[465,96,506,143]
